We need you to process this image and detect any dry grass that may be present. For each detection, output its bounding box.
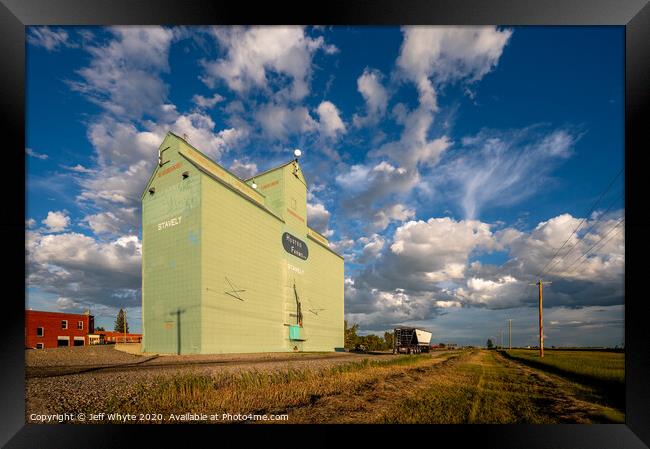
[81,349,623,424]
[99,353,448,420]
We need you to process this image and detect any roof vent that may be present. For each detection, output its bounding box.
[182,171,189,179]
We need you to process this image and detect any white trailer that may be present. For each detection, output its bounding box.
[393,327,432,354]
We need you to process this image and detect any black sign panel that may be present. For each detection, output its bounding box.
[282,232,309,260]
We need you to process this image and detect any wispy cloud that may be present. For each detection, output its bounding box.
[26,148,48,160]
[27,27,78,51]
[434,126,578,219]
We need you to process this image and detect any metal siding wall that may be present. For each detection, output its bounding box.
[142,141,202,354]
[250,170,285,219]
[200,177,287,353]
[283,163,308,232]
[299,239,345,351]
[281,164,343,351]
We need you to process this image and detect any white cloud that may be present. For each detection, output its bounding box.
[87,118,162,167]
[27,27,77,51]
[434,300,461,308]
[335,161,420,227]
[27,232,142,308]
[41,211,70,233]
[345,210,624,331]
[397,26,513,88]
[371,203,416,232]
[508,213,625,282]
[62,164,95,174]
[192,93,225,109]
[307,202,331,235]
[56,297,82,310]
[389,217,495,276]
[353,68,389,127]
[26,218,36,228]
[336,161,410,195]
[163,113,247,160]
[316,101,346,139]
[362,26,512,187]
[457,275,518,305]
[77,159,152,207]
[230,159,258,179]
[329,238,355,256]
[372,133,451,171]
[357,234,385,263]
[81,208,139,236]
[254,104,317,140]
[26,148,48,160]
[202,26,337,101]
[69,26,174,120]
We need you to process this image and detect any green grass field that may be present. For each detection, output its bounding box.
[504,349,624,385]
[500,348,624,412]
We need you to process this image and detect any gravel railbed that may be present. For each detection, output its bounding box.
[25,347,398,422]
[26,345,147,368]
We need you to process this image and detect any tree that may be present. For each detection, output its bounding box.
[344,320,359,349]
[95,326,105,332]
[114,308,129,333]
[358,334,385,351]
[486,339,494,349]
[384,331,394,350]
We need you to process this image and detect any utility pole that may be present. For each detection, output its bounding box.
[530,280,552,358]
[508,319,512,351]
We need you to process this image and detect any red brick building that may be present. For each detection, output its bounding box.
[94,331,142,343]
[25,310,94,349]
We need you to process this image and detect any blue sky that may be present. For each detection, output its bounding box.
[26,26,624,346]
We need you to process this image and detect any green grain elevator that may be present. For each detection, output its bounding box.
[141,132,344,354]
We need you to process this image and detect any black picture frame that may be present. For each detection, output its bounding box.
[3,0,648,447]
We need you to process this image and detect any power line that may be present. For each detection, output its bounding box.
[536,167,623,279]
[562,217,624,275]
[542,191,624,276]
[561,216,624,272]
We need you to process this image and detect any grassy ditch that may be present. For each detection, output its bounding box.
[500,349,624,411]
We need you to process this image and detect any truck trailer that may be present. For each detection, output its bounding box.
[393,327,432,354]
